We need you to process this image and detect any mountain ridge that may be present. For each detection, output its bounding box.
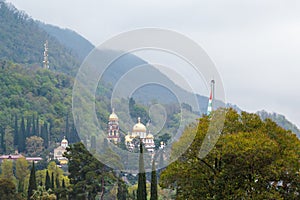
[1,0,299,139]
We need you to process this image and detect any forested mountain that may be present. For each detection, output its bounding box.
[38,22,94,61]
[0,1,80,75]
[0,61,80,153]
[257,110,300,138]
[0,0,298,146]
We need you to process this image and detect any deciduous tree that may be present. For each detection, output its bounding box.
[160,109,300,199]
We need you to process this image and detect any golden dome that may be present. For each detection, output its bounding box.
[146,133,154,139]
[132,117,146,132]
[125,135,132,143]
[109,108,118,121]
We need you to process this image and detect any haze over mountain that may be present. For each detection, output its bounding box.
[0,1,299,139]
[37,22,94,61]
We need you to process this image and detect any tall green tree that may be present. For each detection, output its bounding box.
[0,126,4,152]
[26,136,44,156]
[14,114,18,147]
[117,179,127,200]
[51,172,55,190]
[45,170,51,190]
[4,126,14,154]
[41,122,49,149]
[32,114,36,136]
[26,117,31,137]
[62,179,65,188]
[36,115,39,136]
[18,116,26,152]
[28,161,37,200]
[0,178,21,200]
[150,158,158,200]
[63,142,117,200]
[137,142,147,200]
[160,109,300,199]
[15,157,29,193]
[55,175,60,189]
[65,114,69,141]
[1,159,15,181]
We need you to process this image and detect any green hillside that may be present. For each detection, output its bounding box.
[0,61,76,148]
[0,1,80,75]
[38,22,94,61]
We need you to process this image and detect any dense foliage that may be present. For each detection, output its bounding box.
[27,162,37,200]
[137,143,147,200]
[0,61,80,154]
[160,108,300,199]
[0,1,80,75]
[63,142,118,200]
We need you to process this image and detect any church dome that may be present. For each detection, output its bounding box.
[61,136,68,148]
[132,117,146,132]
[109,109,118,121]
[146,133,154,139]
[125,135,132,143]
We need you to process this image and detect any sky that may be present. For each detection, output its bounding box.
[6,0,300,128]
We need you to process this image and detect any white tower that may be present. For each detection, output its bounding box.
[43,40,49,69]
[107,108,120,144]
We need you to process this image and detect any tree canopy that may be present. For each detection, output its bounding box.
[160,108,300,199]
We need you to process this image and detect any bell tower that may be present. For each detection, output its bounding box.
[107,108,120,144]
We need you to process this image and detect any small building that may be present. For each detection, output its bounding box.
[53,137,68,165]
[0,154,43,163]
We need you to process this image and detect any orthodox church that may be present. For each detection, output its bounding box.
[107,110,155,152]
[53,137,68,165]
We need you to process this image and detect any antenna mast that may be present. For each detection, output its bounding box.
[43,40,49,69]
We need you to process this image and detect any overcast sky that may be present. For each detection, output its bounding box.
[6,0,300,128]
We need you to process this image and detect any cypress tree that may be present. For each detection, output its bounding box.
[45,170,51,190]
[36,115,39,136]
[65,114,69,140]
[56,174,60,188]
[26,117,31,137]
[62,178,65,188]
[137,142,147,200]
[28,161,37,200]
[14,114,18,146]
[41,123,49,149]
[51,172,55,189]
[72,123,81,143]
[18,116,26,152]
[0,127,4,151]
[117,179,127,200]
[150,158,158,200]
[32,114,36,136]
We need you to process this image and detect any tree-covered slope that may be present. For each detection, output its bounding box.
[257,110,300,138]
[38,22,94,61]
[0,1,80,75]
[0,60,74,143]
